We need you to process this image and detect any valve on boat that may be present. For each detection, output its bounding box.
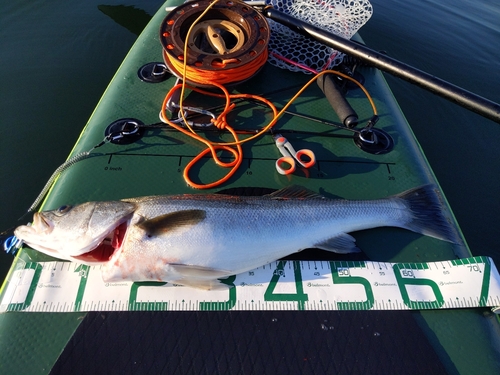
[105,118,145,145]
[353,116,394,154]
[137,62,170,83]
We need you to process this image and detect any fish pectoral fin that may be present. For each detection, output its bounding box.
[136,209,206,236]
[314,233,361,254]
[169,264,234,290]
[169,263,233,279]
[175,278,231,291]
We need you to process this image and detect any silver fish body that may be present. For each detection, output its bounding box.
[14,185,457,289]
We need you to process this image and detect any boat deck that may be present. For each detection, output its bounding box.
[1,1,499,373]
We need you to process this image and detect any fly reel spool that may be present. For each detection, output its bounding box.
[159,0,270,87]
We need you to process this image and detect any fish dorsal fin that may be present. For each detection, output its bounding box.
[136,209,206,236]
[267,185,325,200]
[314,233,361,254]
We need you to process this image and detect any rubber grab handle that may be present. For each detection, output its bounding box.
[317,74,358,128]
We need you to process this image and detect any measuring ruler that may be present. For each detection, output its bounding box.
[1,256,500,313]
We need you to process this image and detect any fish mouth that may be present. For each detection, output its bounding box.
[33,212,53,234]
[14,213,53,247]
[71,221,128,264]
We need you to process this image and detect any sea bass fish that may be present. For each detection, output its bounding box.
[14,185,456,289]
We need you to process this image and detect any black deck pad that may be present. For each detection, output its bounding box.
[50,310,449,375]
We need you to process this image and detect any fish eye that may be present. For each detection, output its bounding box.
[56,205,72,215]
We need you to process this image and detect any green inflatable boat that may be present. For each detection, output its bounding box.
[1,0,500,373]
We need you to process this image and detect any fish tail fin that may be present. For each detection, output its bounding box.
[397,185,459,243]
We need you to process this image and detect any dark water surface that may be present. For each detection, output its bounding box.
[1,0,499,279]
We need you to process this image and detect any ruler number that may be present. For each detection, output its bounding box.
[74,264,90,312]
[330,262,374,310]
[468,265,481,273]
[264,261,308,310]
[400,269,415,278]
[393,264,444,309]
[337,267,351,277]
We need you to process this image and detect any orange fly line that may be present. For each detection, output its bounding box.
[161,0,378,189]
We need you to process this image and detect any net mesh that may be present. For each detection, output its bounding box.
[266,0,373,73]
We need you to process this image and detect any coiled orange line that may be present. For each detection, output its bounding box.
[165,49,269,86]
[161,0,276,189]
[161,81,278,189]
[161,0,378,189]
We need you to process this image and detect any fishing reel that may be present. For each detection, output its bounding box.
[159,0,270,87]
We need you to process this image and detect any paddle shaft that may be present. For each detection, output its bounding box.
[264,7,500,124]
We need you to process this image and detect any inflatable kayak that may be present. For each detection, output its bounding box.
[1,0,499,373]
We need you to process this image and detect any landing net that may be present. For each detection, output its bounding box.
[266,0,373,73]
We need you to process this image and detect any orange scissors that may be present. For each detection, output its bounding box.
[273,134,316,175]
